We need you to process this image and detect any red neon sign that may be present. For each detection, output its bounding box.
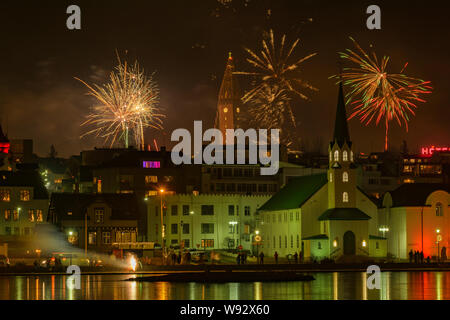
[421,146,449,156]
[0,142,9,154]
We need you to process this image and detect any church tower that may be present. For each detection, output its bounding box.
[328,82,356,208]
[216,52,241,143]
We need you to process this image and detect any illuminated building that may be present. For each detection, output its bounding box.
[258,84,386,260]
[48,193,139,253]
[380,183,450,260]
[146,193,270,251]
[215,53,242,143]
[0,168,49,256]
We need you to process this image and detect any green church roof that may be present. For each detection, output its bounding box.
[258,173,327,212]
[318,207,371,221]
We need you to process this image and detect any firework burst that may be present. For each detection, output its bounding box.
[235,29,317,105]
[77,57,163,149]
[332,37,432,151]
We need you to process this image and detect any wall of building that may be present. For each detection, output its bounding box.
[146,193,270,252]
[259,208,301,257]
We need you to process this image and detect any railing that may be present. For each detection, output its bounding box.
[329,248,341,259]
[358,247,369,256]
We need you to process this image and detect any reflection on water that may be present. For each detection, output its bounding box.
[1,271,450,300]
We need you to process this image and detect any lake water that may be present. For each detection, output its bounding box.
[0,271,449,300]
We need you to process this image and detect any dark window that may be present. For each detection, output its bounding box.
[183,239,190,248]
[244,206,250,216]
[228,205,234,216]
[171,224,178,234]
[183,223,190,234]
[182,205,189,216]
[201,223,214,234]
[201,205,214,215]
[171,205,178,216]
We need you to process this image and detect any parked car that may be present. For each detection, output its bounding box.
[0,255,10,267]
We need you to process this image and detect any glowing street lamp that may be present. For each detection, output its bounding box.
[159,188,166,263]
[436,228,442,262]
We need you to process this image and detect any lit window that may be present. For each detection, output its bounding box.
[28,209,35,222]
[102,232,111,244]
[0,189,10,202]
[143,161,161,169]
[97,179,102,193]
[343,151,348,161]
[334,150,339,162]
[13,209,19,221]
[343,172,349,182]
[95,208,104,223]
[436,203,443,217]
[4,209,11,221]
[88,232,97,245]
[343,192,349,203]
[362,240,367,247]
[350,151,354,162]
[145,176,158,184]
[36,210,43,222]
[20,190,30,201]
[329,172,333,182]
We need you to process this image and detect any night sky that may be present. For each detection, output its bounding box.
[0,0,448,157]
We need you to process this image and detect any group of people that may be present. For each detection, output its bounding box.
[236,251,248,264]
[166,250,192,265]
[254,251,304,264]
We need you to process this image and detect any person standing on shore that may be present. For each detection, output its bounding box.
[236,253,241,265]
[299,250,304,263]
[420,251,424,264]
[293,252,298,264]
[259,252,264,264]
[409,250,413,263]
[274,251,278,264]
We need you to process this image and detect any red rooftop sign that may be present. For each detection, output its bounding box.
[421,146,449,156]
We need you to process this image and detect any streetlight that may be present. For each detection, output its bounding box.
[436,228,441,263]
[159,189,165,264]
[255,229,261,258]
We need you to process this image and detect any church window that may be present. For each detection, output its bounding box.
[329,172,333,182]
[279,236,281,248]
[329,152,332,161]
[285,236,287,248]
[343,172,349,182]
[343,192,349,203]
[343,151,348,161]
[290,235,293,248]
[318,242,322,250]
[296,235,300,248]
[223,107,228,113]
[334,150,339,162]
[273,236,276,248]
[350,151,354,162]
[436,203,443,217]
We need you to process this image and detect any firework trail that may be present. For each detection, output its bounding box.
[77,57,163,149]
[332,37,432,151]
[235,29,317,131]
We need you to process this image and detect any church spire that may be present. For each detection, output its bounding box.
[331,82,351,148]
[216,52,241,143]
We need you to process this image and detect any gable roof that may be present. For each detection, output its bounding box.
[258,174,327,211]
[387,183,450,207]
[318,207,371,221]
[49,193,140,221]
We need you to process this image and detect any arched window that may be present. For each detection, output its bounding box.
[334,150,339,162]
[343,151,348,161]
[343,172,349,182]
[343,192,349,203]
[329,172,333,182]
[436,202,443,217]
[329,151,332,162]
[350,151,354,162]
